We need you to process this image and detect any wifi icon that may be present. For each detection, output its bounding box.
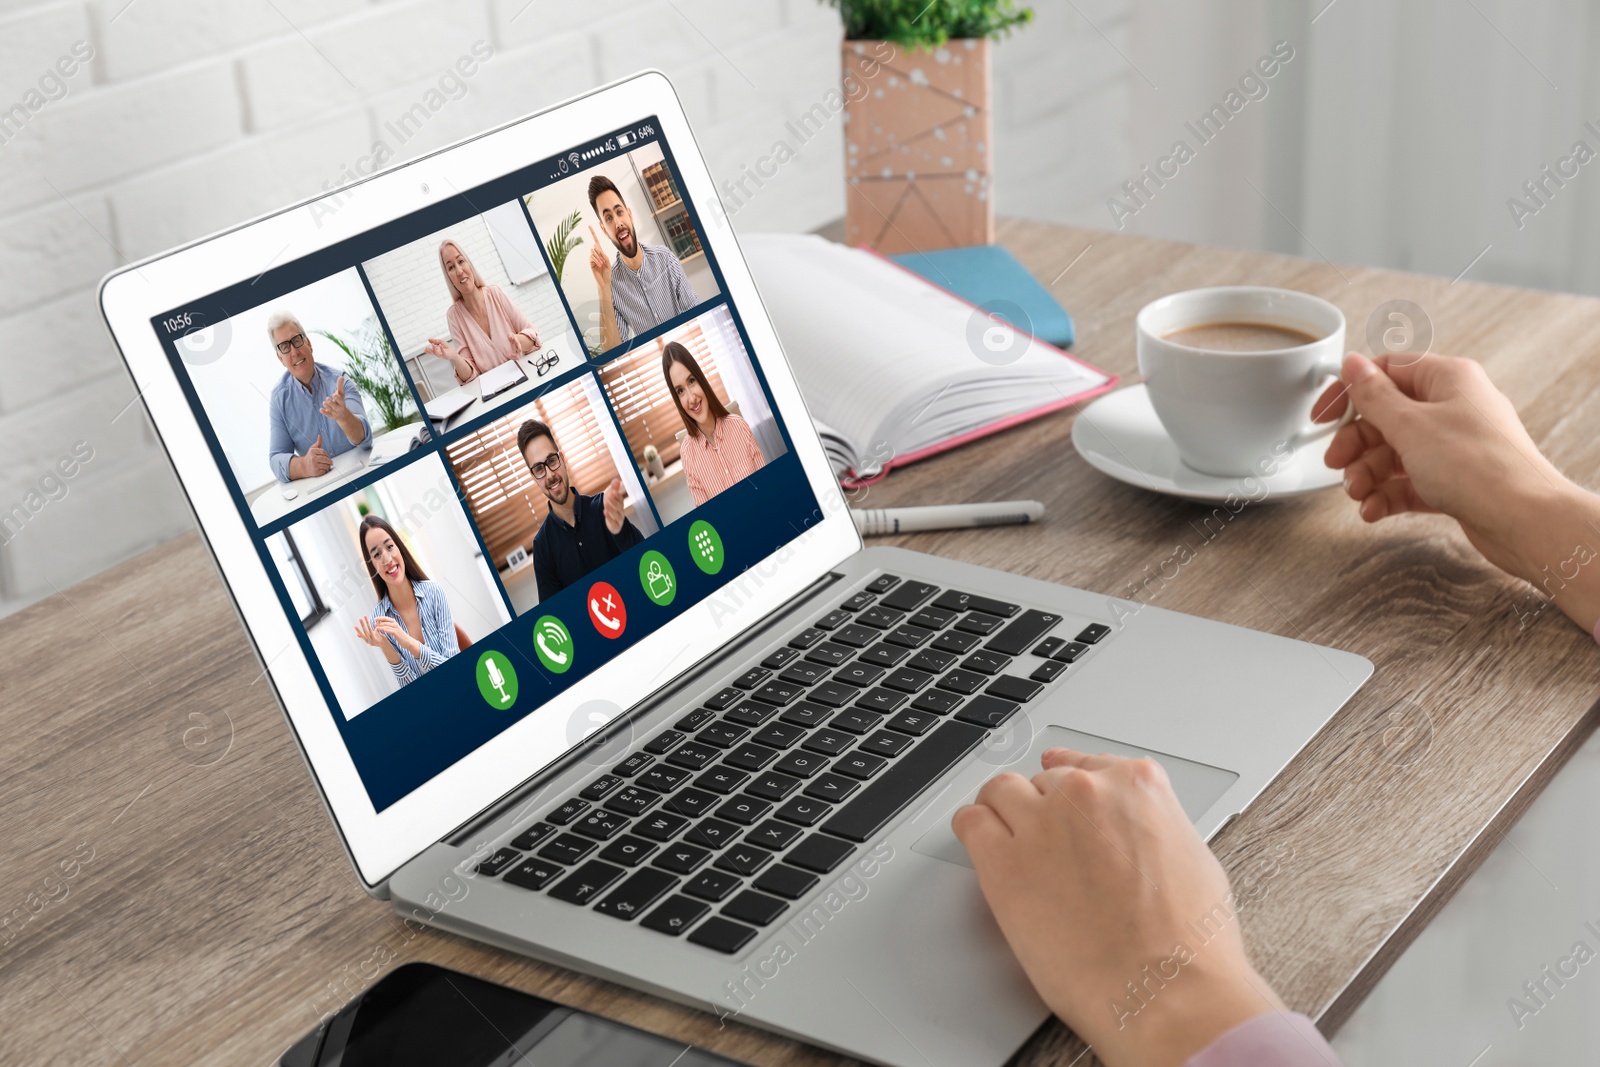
[568,151,580,168]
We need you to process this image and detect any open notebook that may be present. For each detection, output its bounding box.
[742,234,1115,486]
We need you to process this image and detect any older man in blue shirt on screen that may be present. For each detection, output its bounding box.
[266,310,370,483]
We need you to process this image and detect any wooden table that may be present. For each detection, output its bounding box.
[5,219,1599,1066]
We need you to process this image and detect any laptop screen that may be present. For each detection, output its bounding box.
[149,117,821,813]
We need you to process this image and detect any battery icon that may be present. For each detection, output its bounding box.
[616,131,636,147]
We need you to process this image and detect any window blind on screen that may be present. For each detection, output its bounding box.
[445,381,617,566]
[601,324,726,466]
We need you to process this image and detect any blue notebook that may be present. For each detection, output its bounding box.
[888,244,1076,347]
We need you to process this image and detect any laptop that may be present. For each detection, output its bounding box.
[100,72,1372,1067]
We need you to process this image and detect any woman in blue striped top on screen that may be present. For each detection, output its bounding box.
[352,515,460,684]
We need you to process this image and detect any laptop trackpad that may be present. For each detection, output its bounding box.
[911,726,1241,869]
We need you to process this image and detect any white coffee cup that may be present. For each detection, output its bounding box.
[1136,286,1346,477]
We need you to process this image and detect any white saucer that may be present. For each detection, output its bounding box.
[1071,384,1343,503]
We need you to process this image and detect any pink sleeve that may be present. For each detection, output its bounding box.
[1183,1013,1341,1067]
[738,416,765,470]
[444,303,477,383]
[491,285,539,344]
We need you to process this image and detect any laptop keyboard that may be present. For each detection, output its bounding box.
[474,574,1112,955]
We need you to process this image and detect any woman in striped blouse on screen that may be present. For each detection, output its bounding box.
[664,341,766,506]
[352,515,460,685]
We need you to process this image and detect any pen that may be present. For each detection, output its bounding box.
[852,500,1045,536]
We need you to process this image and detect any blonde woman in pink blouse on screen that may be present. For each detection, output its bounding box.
[423,239,542,385]
[664,341,766,505]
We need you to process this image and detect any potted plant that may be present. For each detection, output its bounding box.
[824,0,1032,253]
[543,208,584,282]
[317,321,419,433]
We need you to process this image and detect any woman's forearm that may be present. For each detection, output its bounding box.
[1503,478,1600,634]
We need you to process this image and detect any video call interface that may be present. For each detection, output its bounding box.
[153,119,822,811]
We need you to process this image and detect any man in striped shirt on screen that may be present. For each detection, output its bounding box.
[588,174,699,351]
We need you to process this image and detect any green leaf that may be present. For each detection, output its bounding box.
[823,0,1032,48]
[317,322,418,434]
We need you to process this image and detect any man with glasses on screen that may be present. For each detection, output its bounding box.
[519,418,642,600]
[266,310,370,483]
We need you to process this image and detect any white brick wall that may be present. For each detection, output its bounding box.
[0,0,1132,616]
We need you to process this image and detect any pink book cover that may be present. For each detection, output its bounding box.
[836,248,1119,489]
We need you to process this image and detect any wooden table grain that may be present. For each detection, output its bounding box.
[4,219,1598,1066]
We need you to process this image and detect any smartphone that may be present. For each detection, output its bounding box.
[279,962,749,1067]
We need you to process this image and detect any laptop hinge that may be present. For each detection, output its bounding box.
[444,569,847,848]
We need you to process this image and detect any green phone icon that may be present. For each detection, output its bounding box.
[688,519,724,575]
[639,550,677,606]
[476,650,518,707]
[533,615,574,674]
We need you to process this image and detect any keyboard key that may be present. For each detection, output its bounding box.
[908,648,958,674]
[908,606,958,630]
[865,574,901,594]
[734,667,769,689]
[986,609,1064,657]
[754,864,820,900]
[854,687,907,714]
[683,869,743,902]
[653,841,712,874]
[704,687,743,710]
[775,796,832,827]
[723,889,789,926]
[779,701,832,727]
[548,860,625,905]
[547,798,590,825]
[786,835,857,874]
[644,730,687,755]
[675,708,717,732]
[815,609,854,629]
[955,694,1021,729]
[761,646,801,670]
[752,681,805,706]
[598,834,658,867]
[962,650,1013,675]
[840,590,877,612]
[932,590,1019,617]
[832,623,878,648]
[835,662,887,691]
[988,675,1045,703]
[613,752,656,777]
[642,894,709,936]
[885,709,938,736]
[716,794,773,826]
[665,787,721,817]
[808,681,857,708]
[779,660,830,686]
[715,843,775,877]
[746,770,802,801]
[725,742,780,772]
[931,630,981,654]
[1050,641,1090,663]
[804,641,853,668]
[773,749,829,778]
[1076,623,1112,644]
[829,708,882,735]
[579,775,625,801]
[637,765,691,793]
[745,819,804,850]
[504,857,564,891]
[685,818,743,849]
[636,811,691,841]
[1031,660,1069,683]
[604,786,662,817]
[821,720,988,842]
[723,699,779,728]
[859,642,909,668]
[1032,636,1066,658]
[910,689,965,716]
[698,722,748,749]
[694,766,750,795]
[476,847,521,877]
[752,721,808,748]
[937,670,987,695]
[834,751,888,779]
[860,730,914,758]
[880,580,939,612]
[803,772,861,803]
[954,612,1006,637]
[882,667,934,693]
[594,867,677,920]
[787,627,827,649]
[858,606,904,630]
[688,916,759,954]
[801,728,855,756]
[667,741,721,770]
[510,821,556,851]
[572,809,630,841]
[884,625,934,649]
